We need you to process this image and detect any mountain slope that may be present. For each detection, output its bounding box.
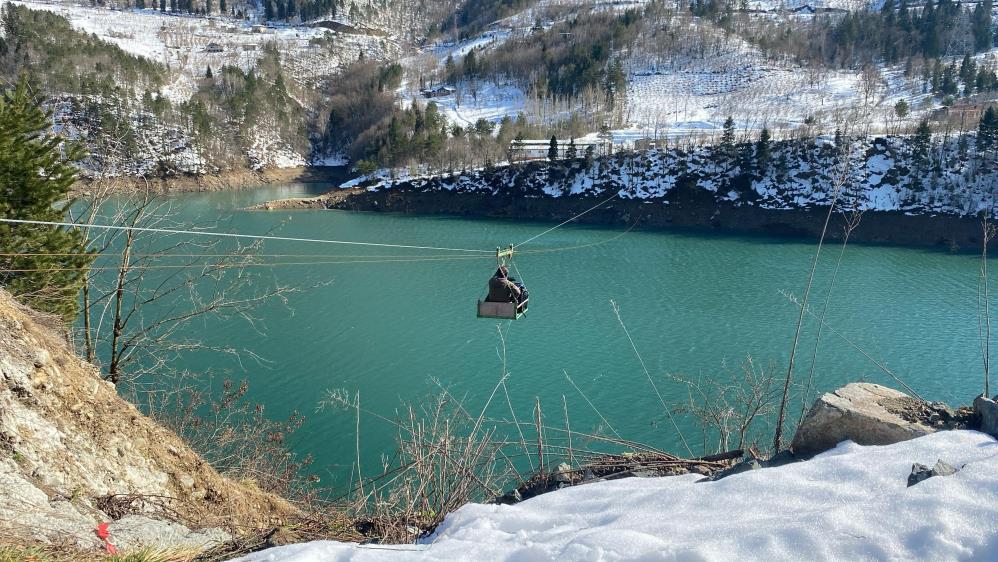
[0,289,299,550]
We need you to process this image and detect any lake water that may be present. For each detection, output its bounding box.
[91,184,991,489]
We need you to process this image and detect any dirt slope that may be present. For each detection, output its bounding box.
[0,289,300,551]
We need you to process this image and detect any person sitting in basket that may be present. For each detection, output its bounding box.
[487,265,523,304]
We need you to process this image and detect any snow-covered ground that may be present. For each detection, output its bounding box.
[397,5,942,147]
[9,0,397,102]
[355,133,998,217]
[400,29,528,127]
[240,430,998,561]
[748,0,878,11]
[624,19,932,138]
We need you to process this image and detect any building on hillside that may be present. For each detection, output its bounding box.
[509,138,613,161]
[633,138,660,151]
[421,86,457,99]
[204,42,225,53]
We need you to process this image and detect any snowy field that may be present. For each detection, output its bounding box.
[624,24,932,138]
[396,7,939,145]
[239,430,998,561]
[748,0,879,11]
[8,0,397,101]
[400,30,529,128]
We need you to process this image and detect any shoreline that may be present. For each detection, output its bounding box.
[72,166,350,195]
[252,186,986,253]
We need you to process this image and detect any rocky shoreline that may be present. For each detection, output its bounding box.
[251,185,988,252]
[73,166,349,195]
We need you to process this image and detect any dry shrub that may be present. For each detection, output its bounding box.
[138,376,319,506]
[322,389,516,542]
[676,356,783,456]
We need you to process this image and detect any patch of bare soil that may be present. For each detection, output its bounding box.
[879,396,976,430]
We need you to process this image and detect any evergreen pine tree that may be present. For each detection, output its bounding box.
[584,144,595,166]
[548,135,558,161]
[894,99,909,121]
[913,119,932,167]
[566,137,577,160]
[960,54,974,83]
[463,49,478,77]
[973,0,994,52]
[219,0,226,13]
[756,127,771,173]
[978,106,998,151]
[921,0,939,58]
[444,55,455,83]
[898,0,912,31]
[509,131,524,162]
[720,116,736,161]
[205,65,213,78]
[941,64,958,96]
[0,77,92,321]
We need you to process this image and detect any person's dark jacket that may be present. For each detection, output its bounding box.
[487,275,521,303]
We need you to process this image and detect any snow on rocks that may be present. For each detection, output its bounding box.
[246,126,308,170]
[354,134,998,219]
[239,430,998,561]
[11,0,396,102]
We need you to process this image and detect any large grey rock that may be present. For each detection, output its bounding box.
[792,383,935,457]
[0,461,99,548]
[974,395,998,438]
[108,515,230,551]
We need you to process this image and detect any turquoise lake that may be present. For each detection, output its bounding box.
[89,184,992,489]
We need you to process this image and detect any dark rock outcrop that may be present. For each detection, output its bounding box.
[907,459,959,487]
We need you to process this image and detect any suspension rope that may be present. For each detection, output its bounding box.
[1,254,494,273]
[0,218,493,254]
[514,192,621,248]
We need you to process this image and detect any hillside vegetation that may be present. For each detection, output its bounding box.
[361,131,998,218]
[0,0,994,186]
[0,289,304,551]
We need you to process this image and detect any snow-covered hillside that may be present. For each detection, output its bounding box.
[395,2,954,148]
[239,430,998,561]
[9,0,399,101]
[360,134,998,217]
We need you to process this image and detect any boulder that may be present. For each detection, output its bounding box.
[791,383,935,457]
[108,515,230,551]
[907,459,958,487]
[974,395,998,438]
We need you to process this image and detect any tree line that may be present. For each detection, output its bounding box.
[456,9,637,106]
[716,0,994,68]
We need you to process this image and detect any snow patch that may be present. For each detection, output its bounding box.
[239,431,998,561]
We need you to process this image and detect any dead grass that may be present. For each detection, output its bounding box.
[0,543,201,562]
